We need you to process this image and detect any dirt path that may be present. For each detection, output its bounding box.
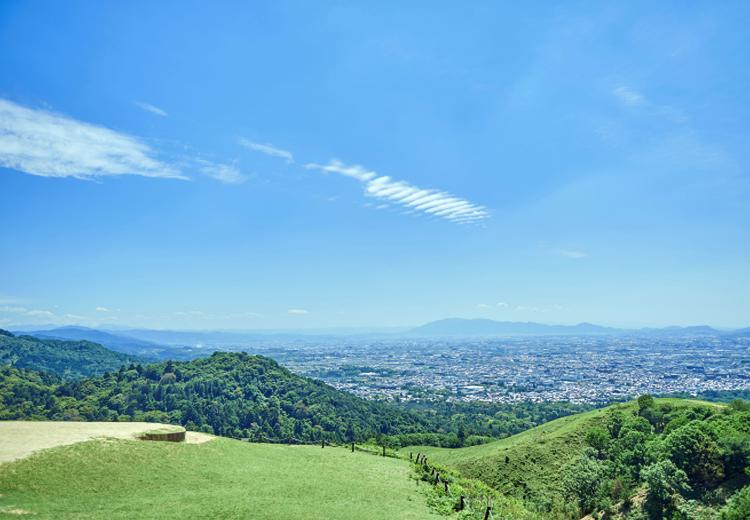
[0,421,212,462]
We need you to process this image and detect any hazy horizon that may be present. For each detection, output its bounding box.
[5,317,747,334]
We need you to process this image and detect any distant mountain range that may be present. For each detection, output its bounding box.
[10,326,409,349]
[407,318,747,337]
[10,320,749,349]
[11,326,203,360]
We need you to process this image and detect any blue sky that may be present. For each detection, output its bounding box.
[1,1,748,329]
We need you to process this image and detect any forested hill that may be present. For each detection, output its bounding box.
[0,330,139,379]
[404,397,750,519]
[0,351,431,442]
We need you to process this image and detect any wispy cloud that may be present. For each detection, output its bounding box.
[0,305,56,318]
[0,295,27,305]
[95,306,111,312]
[174,310,206,317]
[287,309,309,315]
[305,159,489,224]
[0,98,184,180]
[476,301,511,310]
[26,309,54,317]
[239,138,294,163]
[197,161,247,185]
[558,249,587,259]
[612,86,645,107]
[172,310,262,320]
[612,86,688,124]
[134,101,168,117]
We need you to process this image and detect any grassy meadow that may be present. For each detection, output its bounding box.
[0,436,442,520]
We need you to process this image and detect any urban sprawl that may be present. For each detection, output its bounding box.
[259,335,750,404]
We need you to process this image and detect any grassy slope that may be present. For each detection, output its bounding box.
[0,437,442,520]
[400,398,723,503]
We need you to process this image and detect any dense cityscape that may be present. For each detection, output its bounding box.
[259,334,750,404]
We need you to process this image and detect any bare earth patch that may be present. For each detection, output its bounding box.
[0,421,212,463]
[184,432,214,444]
[1,507,33,515]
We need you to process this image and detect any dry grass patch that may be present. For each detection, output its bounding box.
[0,421,190,462]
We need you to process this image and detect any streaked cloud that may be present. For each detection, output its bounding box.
[95,306,111,312]
[239,138,294,163]
[287,308,309,315]
[198,161,247,185]
[558,249,587,259]
[134,101,168,117]
[0,98,184,180]
[305,159,489,224]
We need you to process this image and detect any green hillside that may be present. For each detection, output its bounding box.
[0,436,442,520]
[0,330,138,379]
[0,352,431,442]
[402,398,750,518]
[1,347,595,446]
[404,405,611,496]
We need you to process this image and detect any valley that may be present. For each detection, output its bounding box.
[1,329,748,518]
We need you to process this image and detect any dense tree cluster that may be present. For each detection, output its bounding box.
[0,333,597,448]
[387,400,593,448]
[1,348,596,449]
[0,331,137,379]
[1,352,435,442]
[562,397,750,519]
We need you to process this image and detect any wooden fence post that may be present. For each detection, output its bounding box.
[382,445,386,457]
[351,442,355,453]
[483,506,492,520]
[444,481,449,494]
[321,439,325,448]
[458,495,465,511]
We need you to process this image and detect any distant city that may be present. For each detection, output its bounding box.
[267,334,750,404]
[12,321,750,405]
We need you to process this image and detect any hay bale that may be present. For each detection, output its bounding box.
[138,426,186,442]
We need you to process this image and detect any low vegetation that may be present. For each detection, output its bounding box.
[0,436,441,519]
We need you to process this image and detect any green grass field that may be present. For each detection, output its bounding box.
[400,398,723,504]
[0,436,442,520]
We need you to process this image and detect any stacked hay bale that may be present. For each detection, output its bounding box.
[138,426,186,442]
